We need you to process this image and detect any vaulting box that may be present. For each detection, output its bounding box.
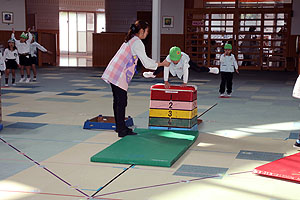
[149,108,197,119]
[149,116,197,129]
[150,84,197,102]
[149,100,197,111]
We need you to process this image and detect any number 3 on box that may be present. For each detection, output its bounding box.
[168,110,172,117]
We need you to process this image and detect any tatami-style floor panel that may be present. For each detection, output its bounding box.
[0,67,299,199]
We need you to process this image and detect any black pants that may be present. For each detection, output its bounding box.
[111,83,127,133]
[153,60,209,76]
[219,72,233,94]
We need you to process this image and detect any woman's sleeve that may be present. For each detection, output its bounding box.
[132,40,158,70]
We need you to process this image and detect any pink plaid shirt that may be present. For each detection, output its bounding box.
[101,37,139,91]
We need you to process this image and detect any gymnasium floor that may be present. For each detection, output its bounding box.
[0,67,299,200]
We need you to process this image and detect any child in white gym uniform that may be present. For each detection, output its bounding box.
[143,46,219,88]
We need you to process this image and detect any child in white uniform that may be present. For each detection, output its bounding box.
[292,75,300,149]
[143,46,219,88]
[219,43,239,97]
[11,28,32,83]
[3,39,19,86]
[30,35,52,81]
[0,50,6,74]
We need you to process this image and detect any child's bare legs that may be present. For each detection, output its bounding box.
[6,69,16,86]
[11,69,16,85]
[25,65,31,82]
[19,65,25,82]
[32,64,37,81]
[4,69,10,86]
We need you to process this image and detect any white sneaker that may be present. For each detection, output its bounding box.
[143,72,156,78]
[209,67,219,74]
[220,93,225,97]
[19,77,25,83]
[25,78,31,83]
[4,84,8,87]
[33,77,37,82]
[12,83,16,86]
[227,93,231,97]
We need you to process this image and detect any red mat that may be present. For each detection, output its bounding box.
[253,153,300,183]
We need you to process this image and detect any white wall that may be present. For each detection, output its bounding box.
[161,0,184,34]
[0,0,26,31]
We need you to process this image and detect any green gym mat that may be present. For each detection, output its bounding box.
[90,128,199,167]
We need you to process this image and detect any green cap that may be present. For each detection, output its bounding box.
[169,46,181,61]
[20,32,28,39]
[224,43,232,50]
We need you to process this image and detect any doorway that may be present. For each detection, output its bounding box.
[59,11,105,66]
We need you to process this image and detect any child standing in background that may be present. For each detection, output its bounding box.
[11,28,32,83]
[3,39,19,87]
[292,75,300,150]
[219,43,239,97]
[0,49,6,73]
[30,35,52,81]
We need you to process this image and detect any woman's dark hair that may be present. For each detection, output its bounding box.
[125,20,150,43]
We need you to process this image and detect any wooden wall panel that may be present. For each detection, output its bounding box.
[92,33,185,67]
[38,32,57,66]
[0,31,23,52]
[93,33,126,67]
[161,34,185,59]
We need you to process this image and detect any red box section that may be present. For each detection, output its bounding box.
[150,84,197,102]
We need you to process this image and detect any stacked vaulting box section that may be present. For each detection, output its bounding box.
[149,84,198,131]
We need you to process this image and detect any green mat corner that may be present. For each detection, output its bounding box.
[90,128,199,167]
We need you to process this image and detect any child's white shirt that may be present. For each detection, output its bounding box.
[220,54,238,72]
[164,52,190,83]
[11,32,33,54]
[30,42,48,57]
[293,75,300,99]
[3,48,19,64]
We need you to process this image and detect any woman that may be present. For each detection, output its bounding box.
[102,20,165,137]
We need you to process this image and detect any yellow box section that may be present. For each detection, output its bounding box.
[149,108,197,119]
